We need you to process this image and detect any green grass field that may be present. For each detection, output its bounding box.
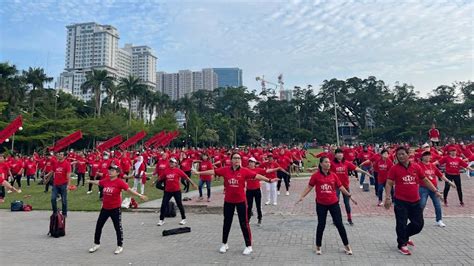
[0,149,320,211]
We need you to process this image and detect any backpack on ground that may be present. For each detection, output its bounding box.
[165,201,177,218]
[162,226,191,236]
[48,212,66,238]
[362,183,370,192]
[10,200,24,211]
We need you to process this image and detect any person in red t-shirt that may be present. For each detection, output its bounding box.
[439,148,473,206]
[197,153,214,201]
[87,165,148,255]
[24,156,37,186]
[72,152,87,187]
[179,154,194,193]
[246,157,281,226]
[428,123,440,146]
[419,151,455,227]
[330,149,371,225]
[193,152,273,255]
[384,147,442,255]
[296,156,355,255]
[9,154,24,190]
[87,155,101,194]
[374,150,394,206]
[45,152,72,217]
[0,154,20,203]
[157,158,197,226]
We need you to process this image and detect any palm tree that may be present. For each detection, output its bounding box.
[1,63,27,119]
[117,75,147,125]
[136,85,150,121]
[22,67,53,115]
[156,93,171,116]
[143,90,161,124]
[104,83,120,114]
[80,69,114,117]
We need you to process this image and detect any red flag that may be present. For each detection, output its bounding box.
[150,131,170,148]
[144,131,166,148]
[163,130,180,146]
[0,115,23,144]
[96,135,123,152]
[50,130,83,152]
[155,132,172,147]
[119,131,147,150]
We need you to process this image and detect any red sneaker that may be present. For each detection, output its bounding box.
[406,240,415,247]
[398,246,411,255]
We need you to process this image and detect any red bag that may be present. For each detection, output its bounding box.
[130,198,138,209]
[68,185,77,191]
[22,204,32,211]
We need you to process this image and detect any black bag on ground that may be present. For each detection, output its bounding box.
[10,200,24,211]
[363,183,370,192]
[48,212,66,238]
[164,201,177,218]
[162,226,191,236]
[155,179,165,190]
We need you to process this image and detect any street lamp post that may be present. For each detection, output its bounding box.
[334,91,340,147]
[53,92,59,146]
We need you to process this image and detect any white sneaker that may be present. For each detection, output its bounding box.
[219,244,229,253]
[277,191,280,195]
[89,244,100,253]
[359,185,363,189]
[285,191,290,196]
[436,220,446,227]
[157,220,165,226]
[272,202,277,206]
[179,219,187,225]
[265,201,270,205]
[243,246,253,255]
[114,246,123,254]
[87,191,93,194]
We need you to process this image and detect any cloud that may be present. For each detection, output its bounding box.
[0,0,472,95]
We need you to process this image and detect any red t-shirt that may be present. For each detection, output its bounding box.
[0,162,10,183]
[90,161,101,177]
[438,156,468,175]
[214,166,257,203]
[159,167,188,192]
[154,159,169,177]
[180,158,193,172]
[276,155,292,170]
[53,160,72,186]
[263,161,280,180]
[99,178,129,209]
[121,157,132,173]
[418,162,443,188]
[387,163,424,203]
[308,171,342,205]
[75,157,87,174]
[246,167,266,190]
[330,160,356,189]
[10,159,23,175]
[24,161,37,176]
[428,128,440,140]
[374,158,393,184]
[199,160,214,181]
[343,148,356,162]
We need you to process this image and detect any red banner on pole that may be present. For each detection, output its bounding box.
[96,135,123,152]
[49,130,83,152]
[163,130,180,146]
[0,115,23,144]
[144,131,165,148]
[119,130,147,150]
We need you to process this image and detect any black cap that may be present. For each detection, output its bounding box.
[108,165,121,172]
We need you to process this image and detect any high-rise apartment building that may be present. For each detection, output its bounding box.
[163,73,179,101]
[192,71,203,92]
[178,70,193,98]
[202,68,218,91]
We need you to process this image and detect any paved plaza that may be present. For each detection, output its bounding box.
[1,177,473,265]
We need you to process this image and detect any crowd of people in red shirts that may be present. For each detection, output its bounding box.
[0,134,473,256]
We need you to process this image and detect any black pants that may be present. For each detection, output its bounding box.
[0,186,5,198]
[10,174,22,188]
[316,203,349,246]
[26,175,35,186]
[88,175,97,192]
[276,170,290,191]
[160,191,186,220]
[94,208,123,247]
[223,201,252,247]
[394,199,424,248]
[77,173,85,186]
[443,174,463,203]
[373,172,379,196]
[181,171,191,193]
[246,188,262,221]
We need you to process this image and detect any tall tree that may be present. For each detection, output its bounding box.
[80,69,114,117]
[22,67,53,116]
[117,75,147,125]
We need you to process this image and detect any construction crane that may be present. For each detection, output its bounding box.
[255,74,285,99]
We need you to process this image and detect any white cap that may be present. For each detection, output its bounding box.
[422,143,430,148]
[248,157,257,163]
[169,158,178,163]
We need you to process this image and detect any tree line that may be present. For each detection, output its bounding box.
[1,62,473,154]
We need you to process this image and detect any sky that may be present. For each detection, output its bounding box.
[0,0,473,97]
